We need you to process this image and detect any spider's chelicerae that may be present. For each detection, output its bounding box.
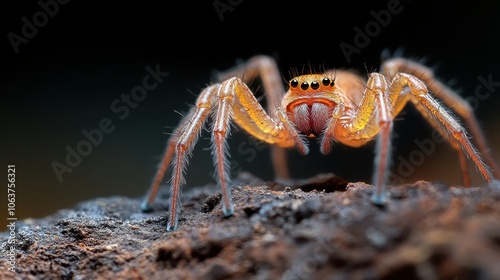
[142,55,499,231]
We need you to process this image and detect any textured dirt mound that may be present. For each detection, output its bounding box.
[2,173,500,280]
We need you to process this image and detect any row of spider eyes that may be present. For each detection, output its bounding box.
[289,77,335,90]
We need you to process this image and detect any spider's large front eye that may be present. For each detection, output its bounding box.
[301,82,309,90]
[290,79,299,88]
[311,81,319,90]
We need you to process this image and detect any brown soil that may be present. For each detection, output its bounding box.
[1,173,500,280]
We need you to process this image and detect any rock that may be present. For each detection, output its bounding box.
[2,173,500,279]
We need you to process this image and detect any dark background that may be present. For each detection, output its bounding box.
[2,0,500,220]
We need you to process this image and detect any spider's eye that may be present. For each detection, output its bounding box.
[322,77,330,86]
[311,81,319,90]
[290,79,299,88]
[301,82,309,90]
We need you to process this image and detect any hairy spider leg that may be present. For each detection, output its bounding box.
[141,107,197,212]
[144,85,218,230]
[334,73,396,204]
[381,73,495,202]
[216,55,290,180]
[144,55,286,213]
[381,58,500,185]
[145,75,302,230]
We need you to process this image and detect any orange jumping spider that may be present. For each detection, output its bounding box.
[142,55,499,231]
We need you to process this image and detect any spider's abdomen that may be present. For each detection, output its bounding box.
[290,102,332,137]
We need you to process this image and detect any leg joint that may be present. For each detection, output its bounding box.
[175,142,188,153]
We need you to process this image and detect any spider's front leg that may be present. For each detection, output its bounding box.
[215,55,291,180]
[184,77,301,230]
[341,73,395,204]
[144,76,301,231]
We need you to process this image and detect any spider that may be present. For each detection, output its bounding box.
[141,54,499,231]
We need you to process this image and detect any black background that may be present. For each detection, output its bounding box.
[2,0,500,220]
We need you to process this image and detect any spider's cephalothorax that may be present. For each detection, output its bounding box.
[142,55,499,231]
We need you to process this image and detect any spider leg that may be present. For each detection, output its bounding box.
[342,73,394,204]
[141,103,202,212]
[385,84,471,185]
[140,138,174,212]
[142,84,219,230]
[389,84,471,185]
[212,77,308,217]
[148,76,302,231]
[211,76,304,218]
[216,55,290,179]
[388,73,495,183]
[382,58,500,183]
[212,86,234,217]
[409,102,472,186]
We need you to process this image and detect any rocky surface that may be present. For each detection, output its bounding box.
[1,173,500,280]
